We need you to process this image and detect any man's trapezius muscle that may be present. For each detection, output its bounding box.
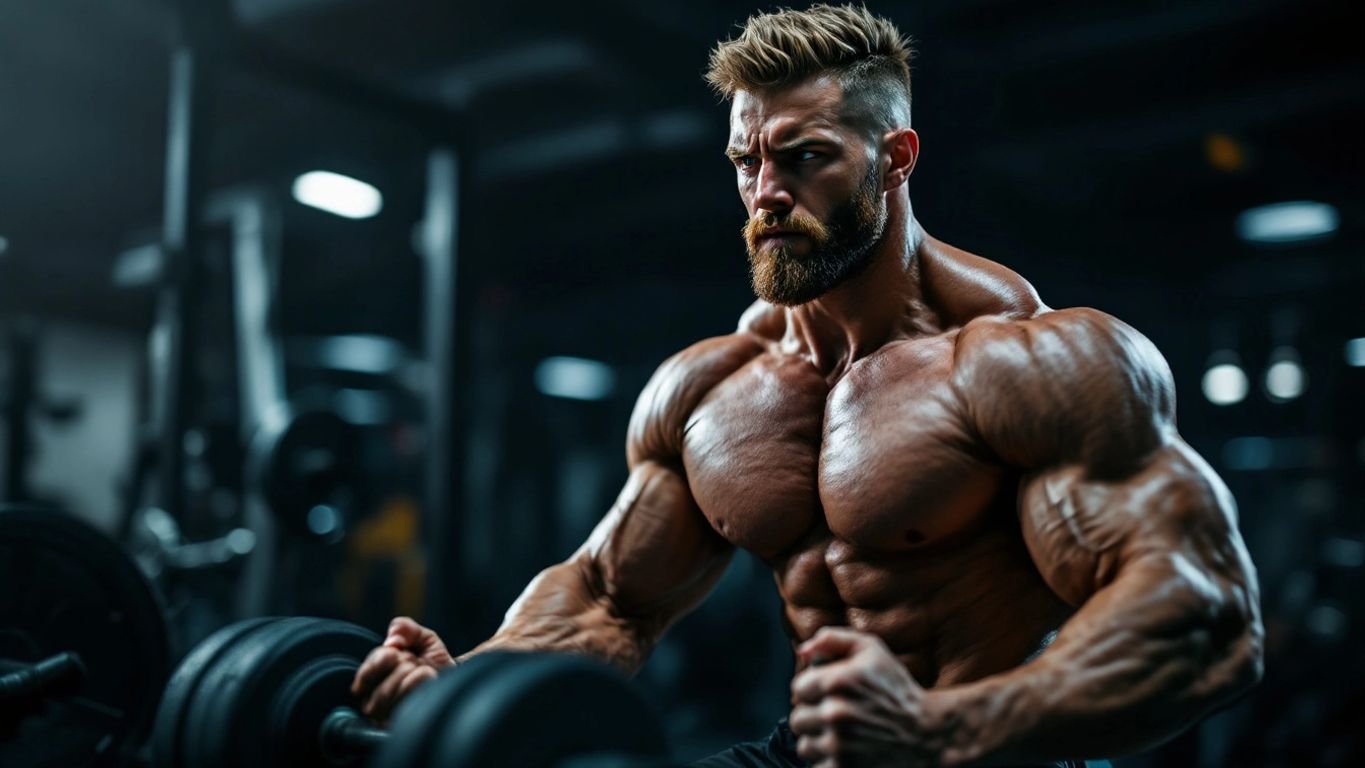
[353,6,1262,766]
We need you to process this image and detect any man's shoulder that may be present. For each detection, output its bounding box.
[951,307,1177,472]
[625,311,772,465]
[953,306,1166,379]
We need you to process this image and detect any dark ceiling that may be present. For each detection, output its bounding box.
[0,0,1361,353]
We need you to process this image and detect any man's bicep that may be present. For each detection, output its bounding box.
[1018,439,1258,619]
[575,459,733,631]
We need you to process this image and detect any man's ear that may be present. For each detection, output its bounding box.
[881,128,919,191]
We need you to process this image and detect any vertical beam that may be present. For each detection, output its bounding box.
[151,41,212,522]
[421,148,461,635]
[221,190,287,617]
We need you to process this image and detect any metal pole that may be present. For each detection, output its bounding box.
[218,190,287,617]
[421,148,461,635]
[152,40,211,523]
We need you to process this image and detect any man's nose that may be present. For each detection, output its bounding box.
[753,162,793,214]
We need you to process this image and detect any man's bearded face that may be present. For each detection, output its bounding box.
[743,162,887,306]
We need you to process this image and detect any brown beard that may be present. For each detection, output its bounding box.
[743,164,886,306]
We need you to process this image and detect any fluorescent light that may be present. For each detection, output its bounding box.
[1346,338,1365,367]
[0,235,9,255]
[1202,363,1248,406]
[1235,201,1338,244]
[535,356,617,401]
[292,170,383,219]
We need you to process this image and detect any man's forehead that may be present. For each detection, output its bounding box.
[728,78,847,143]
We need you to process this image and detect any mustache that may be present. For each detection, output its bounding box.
[742,210,829,248]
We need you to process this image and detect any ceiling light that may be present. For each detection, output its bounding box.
[1235,201,1338,244]
[292,171,383,219]
[1264,348,1307,403]
[1346,338,1365,368]
[535,356,617,401]
[1202,358,1248,406]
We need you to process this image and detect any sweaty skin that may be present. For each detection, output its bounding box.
[354,76,1263,764]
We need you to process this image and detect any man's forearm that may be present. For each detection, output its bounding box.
[928,553,1263,766]
[458,558,660,674]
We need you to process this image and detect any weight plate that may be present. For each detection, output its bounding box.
[248,408,356,537]
[0,504,171,768]
[150,617,273,768]
[377,651,670,768]
[178,617,378,768]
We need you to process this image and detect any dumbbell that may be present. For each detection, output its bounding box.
[151,616,674,768]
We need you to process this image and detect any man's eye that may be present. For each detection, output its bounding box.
[738,156,758,169]
[797,150,820,161]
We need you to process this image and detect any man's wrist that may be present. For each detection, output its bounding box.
[922,671,1039,767]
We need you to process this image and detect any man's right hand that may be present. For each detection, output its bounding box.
[350,616,455,723]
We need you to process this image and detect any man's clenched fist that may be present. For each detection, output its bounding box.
[350,617,454,723]
[790,627,952,768]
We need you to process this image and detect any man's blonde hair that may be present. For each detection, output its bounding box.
[706,4,914,131]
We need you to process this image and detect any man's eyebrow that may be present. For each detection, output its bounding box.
[772,138,835,153]
[724,146,749,159]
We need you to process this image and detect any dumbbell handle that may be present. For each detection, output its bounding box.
[0,652,86,703]
[319,706,389,762]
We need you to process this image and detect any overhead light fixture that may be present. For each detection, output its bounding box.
[292,334,405,375]
[1346,337,1365,368]
[1235,201,1338,244]
[1263,347,1307,403]
[1202,351,1248,406]
[534,356,617,401]
[291,170,383,219]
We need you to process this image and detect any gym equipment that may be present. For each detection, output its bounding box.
[246,407,357,539]
[0,505,171,767]
[152,616,672,768]
[151,616,377,768]
[374,649,672,768]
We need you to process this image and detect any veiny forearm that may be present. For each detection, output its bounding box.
[458,557,662,674]
[931,553,1263,766]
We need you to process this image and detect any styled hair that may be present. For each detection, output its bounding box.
[705,4,914,132]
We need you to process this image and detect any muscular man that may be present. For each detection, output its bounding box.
[353,5,1263,766]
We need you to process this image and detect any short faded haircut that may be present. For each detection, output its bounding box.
[705,4,914,134]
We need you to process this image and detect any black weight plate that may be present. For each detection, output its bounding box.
[249,409,356,536]
[180,617,379,768]
[0,505,171,768]
[150,617,274,768]
[377,652,670,768]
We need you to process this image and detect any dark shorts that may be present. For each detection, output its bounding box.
[689,719,1110,768]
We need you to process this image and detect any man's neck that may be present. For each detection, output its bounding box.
[781,192,933,379]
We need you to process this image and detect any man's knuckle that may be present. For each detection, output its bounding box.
[824,700,851,723]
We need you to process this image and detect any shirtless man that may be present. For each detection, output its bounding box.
[352,6,1263,766]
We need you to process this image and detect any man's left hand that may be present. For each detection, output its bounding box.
[790,627,950,767]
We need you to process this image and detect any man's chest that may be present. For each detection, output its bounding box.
[680,338,1008,559]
